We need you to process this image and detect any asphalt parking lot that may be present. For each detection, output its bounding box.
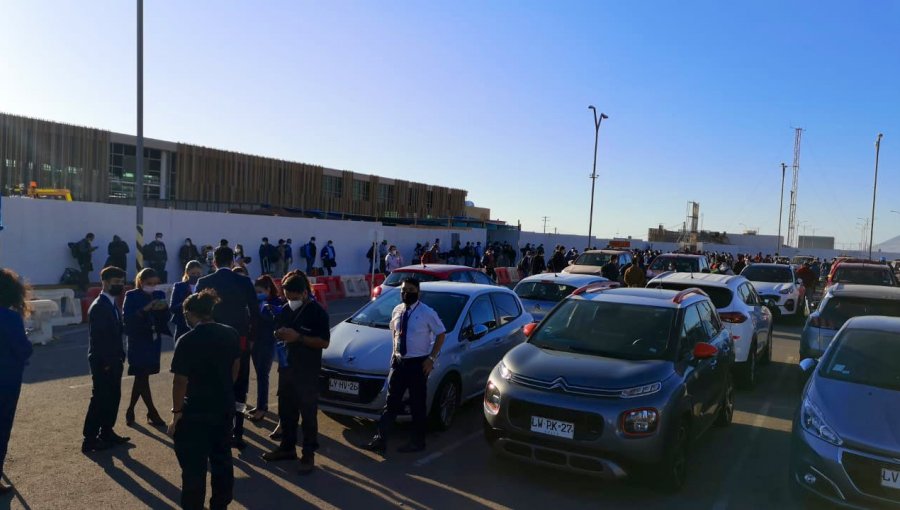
[3,297,812,510]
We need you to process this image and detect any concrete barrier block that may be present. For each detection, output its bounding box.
[506,267,521,283]
[341,275,369,297]
[26,299,60,345]
[32,288,82,326]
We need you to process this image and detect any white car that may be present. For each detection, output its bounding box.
[740,263,808,320]
[648,272,774,388]
[319,282,533,430]
[512,273,612,322]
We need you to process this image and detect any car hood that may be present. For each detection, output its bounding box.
[562,265,605,276]
[322,321,392,375]
[518,298,556,321]
[809,376,900,455]
[505,343,674,390]
[751,281,794,295]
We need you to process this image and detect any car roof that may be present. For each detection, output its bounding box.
[826,283,900,300]
[649,272,741,288]
[517,273,608,287]
[384,281,510,296]
[843,315,900,334]
[744,263,792,270]
[572,286,704,308]
[833,263,891,270]
[654,254,706,259]
[394,264,479,275]
[582,249,629,255]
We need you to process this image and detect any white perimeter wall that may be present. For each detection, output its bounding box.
[0,198,486,285]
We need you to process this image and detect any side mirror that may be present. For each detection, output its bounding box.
[470,324,489,341]
[692,342,718,360]
[799,358,818,373]
[523,322,538,337]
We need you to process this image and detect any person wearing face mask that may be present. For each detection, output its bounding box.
[170,261,204,340]
[82,266,131,453]
[179,238,200,269]
[364,278,446,455]
[168,289,241,510]
[195,246,260,450]
[246,275,284,422]
[143,232,169,283]
[123,268,171,427]
[320,240,336,276]
[384,245,403,275]
[262,271,329,475]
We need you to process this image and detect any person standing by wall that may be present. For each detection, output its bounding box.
[284,238,293,272]
[364,278,446,455]
[320,241,336,276]
[259,238,274,276]
[378,240,389,274]
[302,237,317,275]
[0,269,33,495]
[82,266,131,453]
[143,233,169,283]
[276,240,288,278]
[105,235,130,275]
[168,290,241,510]
[170,261,203,341]
[179,239,200,270]
[72,232,98,290]
[385,245,403,275]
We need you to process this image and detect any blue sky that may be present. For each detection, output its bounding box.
[3,1,899,247]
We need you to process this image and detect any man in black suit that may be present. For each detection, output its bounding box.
[82,266,131,453]
[195,246,260,450]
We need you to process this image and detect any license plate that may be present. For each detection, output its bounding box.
[882,468,900,489]
[329,379,359,395]
[530,416,574,439]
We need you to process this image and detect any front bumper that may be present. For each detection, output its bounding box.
[318,367,389,420]
[760,293,800,315]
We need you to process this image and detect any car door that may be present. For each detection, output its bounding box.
[697,300,731,426]
[458,294,501,395]
[489,291,525,354]
[743,283,772,355]
[679,304,718,429]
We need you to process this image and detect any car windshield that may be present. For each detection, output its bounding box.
[791,256,813,265]
[820,329,900,391]
[817,297,900,330]
[651,283,733,309]
[832,267,894,286]
[529,300,676,360]
[573,253,614,266]
[514,281,581,302]
[383,271,441,286]
[741,265,793,283]
[348,291,468,331]
[650,257,700,272]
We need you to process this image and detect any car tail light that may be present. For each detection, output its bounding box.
[371,285,383,300]
[621,408,659,436]
[809,315,836,330]
[719,312,748,324]
[484,382,501,415]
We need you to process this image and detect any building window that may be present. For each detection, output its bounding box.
[353,180,370,201]
[376,183,394,204]
[323,175,343,199]
[108,143,163,200]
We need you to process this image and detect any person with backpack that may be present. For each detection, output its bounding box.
[71,233,98,290]
[320,241,336,276]
[300,237,317,275]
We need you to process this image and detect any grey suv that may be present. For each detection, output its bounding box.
[483,285,735,491]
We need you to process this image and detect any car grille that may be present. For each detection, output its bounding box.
[760,294,780,302]
[841,451,900,503]
[319,367,386,405]
[507,399,604,440]
[509,373,623,398]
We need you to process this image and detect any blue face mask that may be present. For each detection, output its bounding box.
[257,293,268,301]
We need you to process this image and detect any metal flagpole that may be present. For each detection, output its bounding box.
[135,0,145,274]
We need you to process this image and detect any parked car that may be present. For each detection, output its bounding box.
[561,250,633,279]
[648,272,773,388]
[791,316,900,508]
[740,263,807,320]
[483,286,735,491]
[645,254,711,279]
[827,262,898,289]
[800,283,900,359]
[320,282,532,430]
[371,264,495,299]
[513,273,613,322]
[791,255,815,266]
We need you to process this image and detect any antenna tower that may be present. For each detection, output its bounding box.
[786,128,803,247]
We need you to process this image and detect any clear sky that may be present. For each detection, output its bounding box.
[3,1,899,247]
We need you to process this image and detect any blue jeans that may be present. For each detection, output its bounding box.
[251,343,274,411]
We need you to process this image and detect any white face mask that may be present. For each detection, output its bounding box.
[288,299,304,311]
[142,285,157,294]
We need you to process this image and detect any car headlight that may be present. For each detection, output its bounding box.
[484,381,501,415]
[800,399,842,446]
[498,360,512,381]
[621,408,659,436]
[620,382,662,398]
[779,287,792,295]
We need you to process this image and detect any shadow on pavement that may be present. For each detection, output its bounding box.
[84,446,181,509]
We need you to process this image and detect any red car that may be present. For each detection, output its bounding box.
[371,264,496,299]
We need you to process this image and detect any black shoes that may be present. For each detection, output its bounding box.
[262,449,297,462]
[125,408,136,427]
[147,412,166,427]
[0,482,13,495]
[82,438,113,453]
[100,432,132,445]
[231,438,247,451]
[397,442,426,454]
[361,437,386,455]
[298,454,315,475]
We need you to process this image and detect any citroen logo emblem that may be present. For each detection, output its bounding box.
[549,377,568,390]
[346,355,356,364]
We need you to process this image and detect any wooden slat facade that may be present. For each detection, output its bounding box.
[0,112,467,219]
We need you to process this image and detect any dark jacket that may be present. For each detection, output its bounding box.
[320,245,336,267]
[195,268,260,341]
[169,281,194,340]
[549,252,567,273]
[178,244,200,267]
[106,239,129,271]
[0,308,33,388]
[143,240,168,266]
[531,254,546,275]
[255,297,285,349]
[601,261,619,281]
[88,294,125,367]
[123,289,170,374]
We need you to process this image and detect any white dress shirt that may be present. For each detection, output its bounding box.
[390,301,446,358]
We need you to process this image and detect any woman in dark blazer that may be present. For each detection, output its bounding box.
[169,261,203,340]
[247,275,285,422]
[124,268,170,426]
[0,269,33,495]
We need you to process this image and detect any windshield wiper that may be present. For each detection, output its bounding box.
[531,343,572,353]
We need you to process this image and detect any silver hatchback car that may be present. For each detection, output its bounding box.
[791,316,900,508]
[319,282,533,430]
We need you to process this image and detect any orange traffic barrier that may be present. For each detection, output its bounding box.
[364,273,386,289]
[494,267,511,285]
[317,276,346,300]
[311,283,329,310]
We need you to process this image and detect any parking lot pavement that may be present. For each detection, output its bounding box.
[4,299,807,509]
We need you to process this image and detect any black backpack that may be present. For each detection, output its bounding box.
[60,267,81,285]
[68,242,80,259]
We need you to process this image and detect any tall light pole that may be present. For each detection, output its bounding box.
[135,0,145,273]
[868,133,883,260]
[777,163,786,254]
[587,106,608,250]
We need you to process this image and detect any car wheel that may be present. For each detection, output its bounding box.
[654,419,689,493]
[716,374,735,427]
[760,328,773,365]
[737,341,757,389]
[429,377,460,431]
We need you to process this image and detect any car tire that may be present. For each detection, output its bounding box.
[429,377,460,431]
[716,374,735,427]
[760,328,773,365]
[653,419,690,493]
[737,341,757,389]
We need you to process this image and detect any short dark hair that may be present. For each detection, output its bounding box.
[262,237,269,243]
[86,232,95,239]
[100,266,126,281]
[214,246,234,267]
[282,270,311,294]
[401,277,421,290]
[183,289,220,319]
[155,232,163,237]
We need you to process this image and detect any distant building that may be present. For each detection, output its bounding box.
[798,235,835,250]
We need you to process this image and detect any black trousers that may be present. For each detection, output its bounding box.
[83,361,123,439]
[174,414,233,510]
[378,356,427,446]
[232,351,250,440]
[277,372,319,456]
[0,382,22,478]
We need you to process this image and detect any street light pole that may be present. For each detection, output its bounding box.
[868,133,883,260]
[777,162,786,254]
[135,0,145,273]
[587,106,608,250]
